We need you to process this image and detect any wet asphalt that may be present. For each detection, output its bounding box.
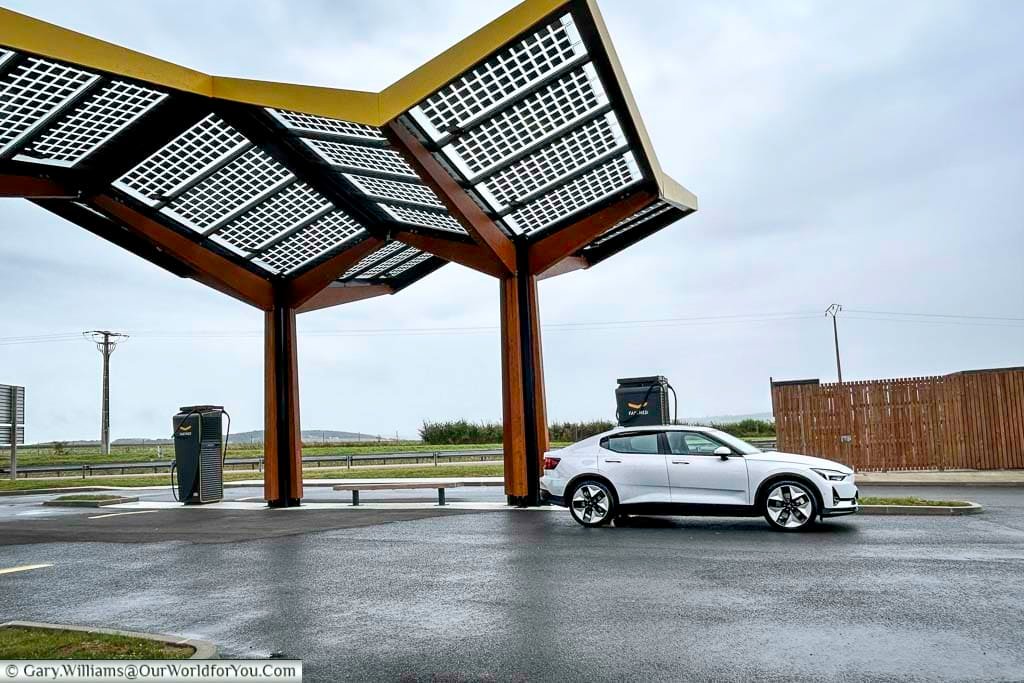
[1,486,1023,682]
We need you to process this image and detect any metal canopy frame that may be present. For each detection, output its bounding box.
[0,0,696,506]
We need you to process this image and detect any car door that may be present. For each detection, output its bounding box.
[665,431,749,505]
[598,431,670,504]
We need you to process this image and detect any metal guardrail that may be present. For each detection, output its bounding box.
[0,449,504,479]
[0,439,778,480]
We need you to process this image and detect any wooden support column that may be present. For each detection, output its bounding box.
[264,296,303,507]
[525,270,550,461]
[501,247,548,506]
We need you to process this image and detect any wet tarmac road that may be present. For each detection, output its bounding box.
[1,486,1023,682]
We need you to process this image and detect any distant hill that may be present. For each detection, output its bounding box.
[683,412,774,425]
[228,429,392,444]
[32,429,393,447]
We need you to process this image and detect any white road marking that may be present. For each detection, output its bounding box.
[0,564,53,575]
[88,510,160,520]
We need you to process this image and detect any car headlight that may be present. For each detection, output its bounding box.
[812,468,849,482]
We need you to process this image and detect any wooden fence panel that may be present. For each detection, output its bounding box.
[771,367,1024,471]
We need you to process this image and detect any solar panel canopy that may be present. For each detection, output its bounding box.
[0,0,696,310]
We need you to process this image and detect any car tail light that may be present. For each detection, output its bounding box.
[543,456,561,471]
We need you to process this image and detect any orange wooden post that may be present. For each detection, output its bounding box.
[500,260,548,506]
[264,298,303,507]
[526,274,550,460]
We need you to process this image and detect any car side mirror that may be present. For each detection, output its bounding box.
[713,445,732,460]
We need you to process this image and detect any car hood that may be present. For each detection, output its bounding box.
[746,450,854,473]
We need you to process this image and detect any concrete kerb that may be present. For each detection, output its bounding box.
[856,470,1024,487]
[858,502,983,515]
[0,621,217,659]
[0,486,124,497]
[43,496,139,507]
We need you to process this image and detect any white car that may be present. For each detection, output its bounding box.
[540,425,858,531]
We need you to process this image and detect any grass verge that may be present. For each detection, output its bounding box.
[859,496,970,507]
[303,463,505,480]
[0,626,193,659]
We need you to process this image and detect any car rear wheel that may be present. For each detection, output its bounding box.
[763,481,817,532]
[569,480,616,527]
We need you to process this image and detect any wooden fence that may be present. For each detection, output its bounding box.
[771,367,1024,471]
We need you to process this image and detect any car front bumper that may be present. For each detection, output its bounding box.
[822,480,859,517]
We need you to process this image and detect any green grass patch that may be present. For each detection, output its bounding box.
[53,494,123,502]
[0,626,193,660]
[860,496,970,507]
[303,463,504,480]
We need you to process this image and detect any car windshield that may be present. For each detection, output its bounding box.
[705,429,762,455]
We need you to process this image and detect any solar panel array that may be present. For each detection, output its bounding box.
[0,3,685,293]
[585,199,673,249]
[407,12,645,237]
[268,107,469,238]
[0,49,438,281]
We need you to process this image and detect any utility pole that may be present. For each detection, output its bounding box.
[825,304,843,383]
[84,331,128,455]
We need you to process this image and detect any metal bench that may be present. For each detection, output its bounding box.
[333,481,458,507]
[332,479,501,506]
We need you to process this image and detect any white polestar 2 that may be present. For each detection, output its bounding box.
[540,425,858,531]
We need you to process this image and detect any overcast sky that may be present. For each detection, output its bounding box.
[2,0,1022,442]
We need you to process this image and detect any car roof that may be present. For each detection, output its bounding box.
[606,424,719,434]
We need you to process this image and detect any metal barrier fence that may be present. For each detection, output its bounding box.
[0,449,504,479]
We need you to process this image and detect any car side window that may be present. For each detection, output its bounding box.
[603,432,660,454]
[677,432,723,455]
[665,431,689,455]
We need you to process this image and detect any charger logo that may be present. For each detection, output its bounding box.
[627,401,648,411]
[177,424,192,435]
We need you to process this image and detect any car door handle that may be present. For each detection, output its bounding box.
[603,459,622,463]
[671,460,690,465]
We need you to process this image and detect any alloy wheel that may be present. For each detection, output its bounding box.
[571,484,611,525]
[766,483,814,529]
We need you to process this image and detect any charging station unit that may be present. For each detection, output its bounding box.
[172,405,227,504]
[615,376,675,426]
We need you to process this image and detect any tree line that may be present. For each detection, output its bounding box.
[419,418,775,444]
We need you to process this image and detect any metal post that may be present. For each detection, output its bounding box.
[8,385,17,482]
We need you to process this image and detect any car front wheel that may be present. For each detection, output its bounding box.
[763,481,817,531]
[569,480,616,527]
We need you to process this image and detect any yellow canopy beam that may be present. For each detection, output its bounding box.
[0,1,568,126]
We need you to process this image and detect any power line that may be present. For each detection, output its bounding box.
[844,308,1024,322]
[2,307,1023,345]
[843,314,1024,329]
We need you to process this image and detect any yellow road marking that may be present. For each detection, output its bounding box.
[0,564,52,575]
[88,510,159,520]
